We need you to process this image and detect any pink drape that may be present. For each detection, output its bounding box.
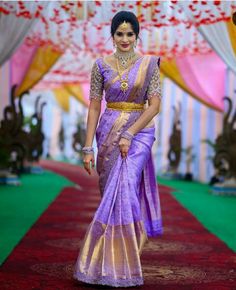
[176,52,226,111]
[11,42,38,87]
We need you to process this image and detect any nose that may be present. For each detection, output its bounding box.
[122,34,128,42]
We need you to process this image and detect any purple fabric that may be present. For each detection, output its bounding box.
[97,57,145,103]
[140,149,163,236]
[95,127,162,235]
[74,271,144,287]
[73,55,162,287]
[96,109,144,193]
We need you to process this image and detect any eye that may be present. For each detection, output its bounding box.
[115,32,123,37]
[127,32,135,37]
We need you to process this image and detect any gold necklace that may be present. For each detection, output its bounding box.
[116,58,134,92]
[114,50,136,69]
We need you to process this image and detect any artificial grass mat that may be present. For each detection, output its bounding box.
[157,177,236,252]
[0,170,72,266]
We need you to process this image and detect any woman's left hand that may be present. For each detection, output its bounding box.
[118,138,131,158]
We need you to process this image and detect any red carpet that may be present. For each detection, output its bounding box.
[0,160,235,290]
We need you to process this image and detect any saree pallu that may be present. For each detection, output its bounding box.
[73,121,162,287]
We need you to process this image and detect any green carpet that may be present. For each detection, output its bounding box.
[0,170,72,266]
[157,177,236,252]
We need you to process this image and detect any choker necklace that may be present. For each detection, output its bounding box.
[114,50,136,69]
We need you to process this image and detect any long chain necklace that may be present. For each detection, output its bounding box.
[116,57,134,93]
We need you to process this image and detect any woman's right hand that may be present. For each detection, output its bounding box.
[83,153,95,175]
[118,137,131,159]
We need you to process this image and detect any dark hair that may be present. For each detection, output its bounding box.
[111,11,140,39]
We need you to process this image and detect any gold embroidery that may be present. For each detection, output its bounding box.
[89,61,103,100]
[147,63,162,100]
[107,102,145,111]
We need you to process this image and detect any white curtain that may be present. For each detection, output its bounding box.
[180,1,236,74]
[0,1,48,67]
[197,23,236,75]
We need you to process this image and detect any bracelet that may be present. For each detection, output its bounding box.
[121,130,134,141]
[82,146,94,154]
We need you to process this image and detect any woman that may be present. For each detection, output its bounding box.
[73,11,162,287]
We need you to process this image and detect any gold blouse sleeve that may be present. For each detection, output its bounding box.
[146,57,162,100]
[89,61,104,101]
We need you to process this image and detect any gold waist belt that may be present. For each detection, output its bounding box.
[107,102,145,112]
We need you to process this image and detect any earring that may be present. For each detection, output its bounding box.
[113,42,117,48]
[134,40,137,48]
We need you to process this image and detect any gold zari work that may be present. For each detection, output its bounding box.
[107,102,145,111]
[76,220,147,279]
[146,65,162,99]
[89,62,103,100]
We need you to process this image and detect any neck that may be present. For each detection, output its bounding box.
[115,48,135,57]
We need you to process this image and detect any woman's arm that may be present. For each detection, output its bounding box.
[83,60,104,174]
[118,98,161,158]
[84,99,101,147]
[83,99,101,175]
[127,96,161,135]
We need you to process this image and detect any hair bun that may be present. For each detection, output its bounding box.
[111,11,140,39]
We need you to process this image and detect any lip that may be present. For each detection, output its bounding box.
[121,44,130,48]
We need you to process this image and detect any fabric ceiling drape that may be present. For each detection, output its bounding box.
[226,20,236,56]
[64,84,88,108]
[160,60,214,109]
[53,88,71,112]
[197,22,236,75]
[161,51,226,112]
[15,45,62,96]
[52,84,88,112]
[180,1,236,74]
[11,42,38,88]
[176,52,226,111]
[0,1,48,67]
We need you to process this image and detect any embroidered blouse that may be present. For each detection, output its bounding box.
[89,55,161,102]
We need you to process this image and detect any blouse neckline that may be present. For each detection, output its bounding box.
[101,55,144,73]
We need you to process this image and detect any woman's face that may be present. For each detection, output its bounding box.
[113,22,136,52]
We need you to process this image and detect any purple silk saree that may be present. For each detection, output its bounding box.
[73,55,163,287]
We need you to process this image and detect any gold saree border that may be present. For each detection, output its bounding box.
[78,220,147,279]
[107,102,145,111]
[127,55,152,102]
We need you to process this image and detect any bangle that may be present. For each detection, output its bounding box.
[82,146,94,154]
[121,130,134,141]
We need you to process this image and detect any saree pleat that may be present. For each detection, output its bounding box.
[140,154,163,237]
